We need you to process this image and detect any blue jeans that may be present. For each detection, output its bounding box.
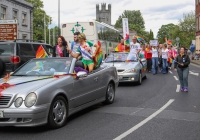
[177,67,189,88]
[152,57,158,74]
[162,58,168,74]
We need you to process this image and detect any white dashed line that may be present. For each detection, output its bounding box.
[169,71,173,74]
[189,71,199,76]
[174,76,178,81]
[176,85,180,92]
[113,99,175,140]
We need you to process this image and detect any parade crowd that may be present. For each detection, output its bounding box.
[117,36,191,92]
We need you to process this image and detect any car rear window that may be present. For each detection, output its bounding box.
[0,43,14,56]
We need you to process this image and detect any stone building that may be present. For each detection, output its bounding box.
[195,0,200,52]
[0,0,33,40]
[96,3,111,25]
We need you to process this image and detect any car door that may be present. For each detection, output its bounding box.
[72,72,100,107]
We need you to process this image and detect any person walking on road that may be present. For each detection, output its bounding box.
[161,44,168,74]
[174,47,190,92]
[190,44,195,59]
[158,43,163,72]
[145,43,152,73]
[152,45,159,75]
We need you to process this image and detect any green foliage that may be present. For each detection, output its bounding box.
[24,0,51,41]
[149,29,154,40]
[115,10,145,33]
[157,23,177,43]
[157,11,195,47]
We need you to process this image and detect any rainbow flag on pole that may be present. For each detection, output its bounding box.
[36,45,49,58]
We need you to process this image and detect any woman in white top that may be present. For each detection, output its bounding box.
[151,45,159,75]
[162,44,169,74]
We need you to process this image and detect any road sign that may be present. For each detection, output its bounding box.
[0,20,18,41]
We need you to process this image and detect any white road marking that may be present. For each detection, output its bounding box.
[169,70,173,74]
[176,85,180,92]
[174,76,178,80]
[113,99,175,140]
[189,71,199,76]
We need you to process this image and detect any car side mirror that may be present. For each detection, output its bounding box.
[77,71,88,78]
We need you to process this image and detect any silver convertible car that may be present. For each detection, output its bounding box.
[102,52,147,85]
[0,58,118,128]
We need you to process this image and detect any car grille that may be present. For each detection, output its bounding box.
[117,69,125,73]
[0,95,12,106]
[0,118,10,122]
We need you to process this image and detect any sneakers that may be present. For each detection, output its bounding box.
[180,87,184,91]
[184,88,188,92]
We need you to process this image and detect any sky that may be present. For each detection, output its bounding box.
[42,0,195,38]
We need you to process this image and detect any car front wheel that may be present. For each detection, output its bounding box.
[105,83,115,104]
[48,96,68,129]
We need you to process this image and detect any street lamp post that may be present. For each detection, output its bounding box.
[58,0,60,36]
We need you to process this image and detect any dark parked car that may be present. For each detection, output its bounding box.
[0,40,53,77]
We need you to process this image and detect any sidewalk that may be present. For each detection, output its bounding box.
[191,59,200,65]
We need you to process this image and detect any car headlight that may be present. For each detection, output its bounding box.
[14,97,23,108]
[124,69,137,73]
[24,93,37,108]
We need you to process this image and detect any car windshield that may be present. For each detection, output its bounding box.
[13,58,72,76]
[105,53,138,63]
[0,43,14,56]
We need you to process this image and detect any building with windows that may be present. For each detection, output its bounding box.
[196,0,200,52]
[0,0,33,40]
[96,3,111,25]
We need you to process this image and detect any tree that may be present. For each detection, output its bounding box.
[115,10,145,34]
[149,29,154,40]
[157,23,177,43]
[24,0,51,41]
[178,11,195,47]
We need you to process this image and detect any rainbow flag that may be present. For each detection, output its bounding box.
[168,58,173,64]
[94,41,103,69]
[36,45,48,58]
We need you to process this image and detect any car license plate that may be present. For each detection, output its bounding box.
[0,111,4,118]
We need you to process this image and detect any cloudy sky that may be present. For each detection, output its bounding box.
[42,0,194,37]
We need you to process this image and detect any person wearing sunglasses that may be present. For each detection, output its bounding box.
[68,33,94,72]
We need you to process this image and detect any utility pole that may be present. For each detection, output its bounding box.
[53,27,55,45]
[58,0,60,36]
[44,14,46,43]
[49,17,50,45]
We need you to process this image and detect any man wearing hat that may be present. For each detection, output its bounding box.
[130,36,141,54]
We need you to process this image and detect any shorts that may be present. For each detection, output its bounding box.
[82,59,94,66]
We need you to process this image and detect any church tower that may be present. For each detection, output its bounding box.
[96,3,111,25]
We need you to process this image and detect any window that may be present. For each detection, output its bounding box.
[13,10,18,20]
[0,6,6,20]
[0,43,14,56]
[19,44,34,56]
[22,13,27,25]
[45,45,53,54]
[22,34,27,40]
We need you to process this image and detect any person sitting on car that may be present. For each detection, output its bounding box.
[67,33,94,72]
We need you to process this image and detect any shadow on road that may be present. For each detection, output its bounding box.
[0,103,105,133]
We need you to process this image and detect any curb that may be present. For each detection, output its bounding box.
[191,61,200,66]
